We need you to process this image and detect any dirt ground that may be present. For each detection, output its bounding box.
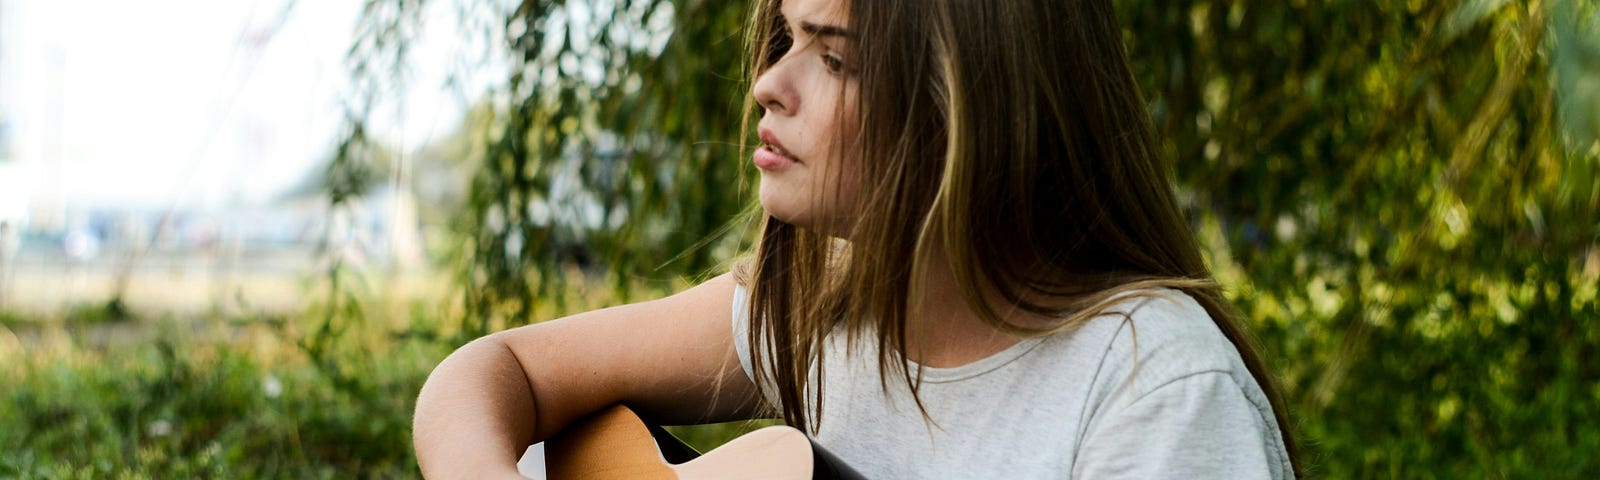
[0,249,441,320]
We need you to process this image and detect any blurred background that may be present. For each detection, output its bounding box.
[0,0,1596,477]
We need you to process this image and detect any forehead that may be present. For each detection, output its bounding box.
[780,0,849,24]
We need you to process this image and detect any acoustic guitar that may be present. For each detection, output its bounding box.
[539,405,867,480]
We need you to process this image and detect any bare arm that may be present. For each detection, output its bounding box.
[413,273,762,479]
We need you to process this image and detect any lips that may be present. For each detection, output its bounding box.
[758,129,800,163]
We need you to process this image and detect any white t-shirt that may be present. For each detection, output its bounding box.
[732,286,1294,479]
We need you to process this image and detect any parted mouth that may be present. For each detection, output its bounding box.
[759,129,799,161]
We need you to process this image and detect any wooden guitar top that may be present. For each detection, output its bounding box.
[544,405,822,480]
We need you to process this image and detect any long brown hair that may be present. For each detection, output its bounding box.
[738,0,1299,474]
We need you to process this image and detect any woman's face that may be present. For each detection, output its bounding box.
[751,0,859,234]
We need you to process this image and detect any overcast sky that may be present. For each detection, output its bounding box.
[1,0,477,213]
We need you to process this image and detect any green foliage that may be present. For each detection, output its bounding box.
[443,0,756,335]
[0,319,429,478]
[62,300,137,325]
[335,0,757,340]
[0,309,26,327]
[1116,0,1600,476]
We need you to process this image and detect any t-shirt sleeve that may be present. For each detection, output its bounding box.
[730,284,780,408]
[730,284,757,385]
[1072,371,1289,479]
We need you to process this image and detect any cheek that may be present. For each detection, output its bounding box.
[835,103,862,199]
[835,156,862,212]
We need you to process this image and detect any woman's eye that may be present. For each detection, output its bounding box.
[821,53,847,75]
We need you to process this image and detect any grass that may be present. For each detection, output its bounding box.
[1,318,420,477]
[0,275,762,478]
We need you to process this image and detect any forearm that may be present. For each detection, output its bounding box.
[414,335,539,479]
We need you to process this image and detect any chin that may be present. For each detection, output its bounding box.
[758,179,855,237]
[758,190,815,228]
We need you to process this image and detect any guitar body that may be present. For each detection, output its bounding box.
[544,405,867,480]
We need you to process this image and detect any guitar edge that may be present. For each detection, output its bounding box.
[544,405,867,480]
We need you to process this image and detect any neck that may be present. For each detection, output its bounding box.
[901,246,1024,368]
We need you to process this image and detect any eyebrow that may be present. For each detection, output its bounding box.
[799,21,852,39]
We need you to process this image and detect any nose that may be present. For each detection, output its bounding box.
[751,60,798,116]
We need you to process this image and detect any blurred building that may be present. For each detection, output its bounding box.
[1,0,18,304]
[0,0,39,234]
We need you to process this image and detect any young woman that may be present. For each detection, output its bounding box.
[413,0,1299,477]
